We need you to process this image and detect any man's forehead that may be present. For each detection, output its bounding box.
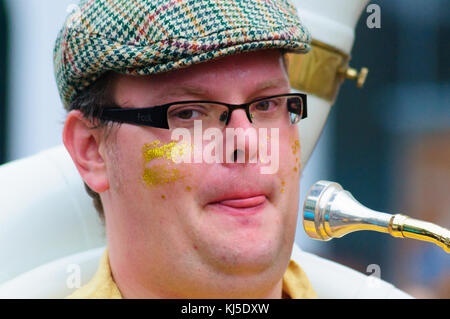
[113,50,290,105]
[154,77,289,99]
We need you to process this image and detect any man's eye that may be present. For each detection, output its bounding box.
[254,100,278,111]
[172,109,203,120]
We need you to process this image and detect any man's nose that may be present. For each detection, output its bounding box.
[227,108,253,128]
[222,109,258,165]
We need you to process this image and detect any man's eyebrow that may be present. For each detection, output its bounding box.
[253,78,290,94]
[156,85,211,100]
[156,78,289,101]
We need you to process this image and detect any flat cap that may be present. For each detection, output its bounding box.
[54,0,311,109]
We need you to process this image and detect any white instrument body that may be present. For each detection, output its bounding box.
[293,0,369,168]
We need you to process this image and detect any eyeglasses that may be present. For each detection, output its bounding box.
[98,93,307,130]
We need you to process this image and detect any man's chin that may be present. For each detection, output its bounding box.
[193,204,293,274]
[201,238,285,275]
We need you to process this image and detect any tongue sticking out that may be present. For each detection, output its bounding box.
[218,195,266,208]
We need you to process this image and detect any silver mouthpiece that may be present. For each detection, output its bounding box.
[302,180,450,253]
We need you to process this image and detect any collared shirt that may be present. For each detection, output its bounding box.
[67,249,317,299]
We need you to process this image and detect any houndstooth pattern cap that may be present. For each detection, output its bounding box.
[54,0,311,109]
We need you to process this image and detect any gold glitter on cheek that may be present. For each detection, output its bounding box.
[161,195,166,199]
[142,140,189,163]
[291,139,300,155]
[288,138,301,173]
[186,186,192,192]
[141,140,190,188]
[142,164,184,187]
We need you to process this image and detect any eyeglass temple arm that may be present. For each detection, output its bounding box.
[100,107,170,129]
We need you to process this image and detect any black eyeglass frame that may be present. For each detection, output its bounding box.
[98,93,307,130]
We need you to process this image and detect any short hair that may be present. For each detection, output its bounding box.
[68,71,116,221]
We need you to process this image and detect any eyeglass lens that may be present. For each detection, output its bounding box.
[166,95,303,130]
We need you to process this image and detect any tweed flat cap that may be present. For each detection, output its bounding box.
[54,0,311,109]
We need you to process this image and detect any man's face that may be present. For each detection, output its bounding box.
[101,49,302,298]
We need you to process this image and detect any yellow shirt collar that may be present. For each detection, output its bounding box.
[67,249,317,299]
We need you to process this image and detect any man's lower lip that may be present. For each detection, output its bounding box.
[208,195,267,215]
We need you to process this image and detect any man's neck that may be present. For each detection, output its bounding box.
[111,266,284,299]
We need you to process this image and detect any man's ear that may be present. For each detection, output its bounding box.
[63,110,109,193]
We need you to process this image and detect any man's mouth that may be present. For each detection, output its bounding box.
[216,195,266,208]
[207,194,267,215]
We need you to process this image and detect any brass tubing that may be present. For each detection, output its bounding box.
[303,181,450,253]
[389,214,450,253]
[287,39,369,102]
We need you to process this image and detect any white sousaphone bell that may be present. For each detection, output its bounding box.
[290,0,370,169]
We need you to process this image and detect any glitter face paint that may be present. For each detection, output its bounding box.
[291,139,300,155]
[290,138,301,173]
[142,140,187,163]
[142,165,184,187]
[142,141,187,187]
